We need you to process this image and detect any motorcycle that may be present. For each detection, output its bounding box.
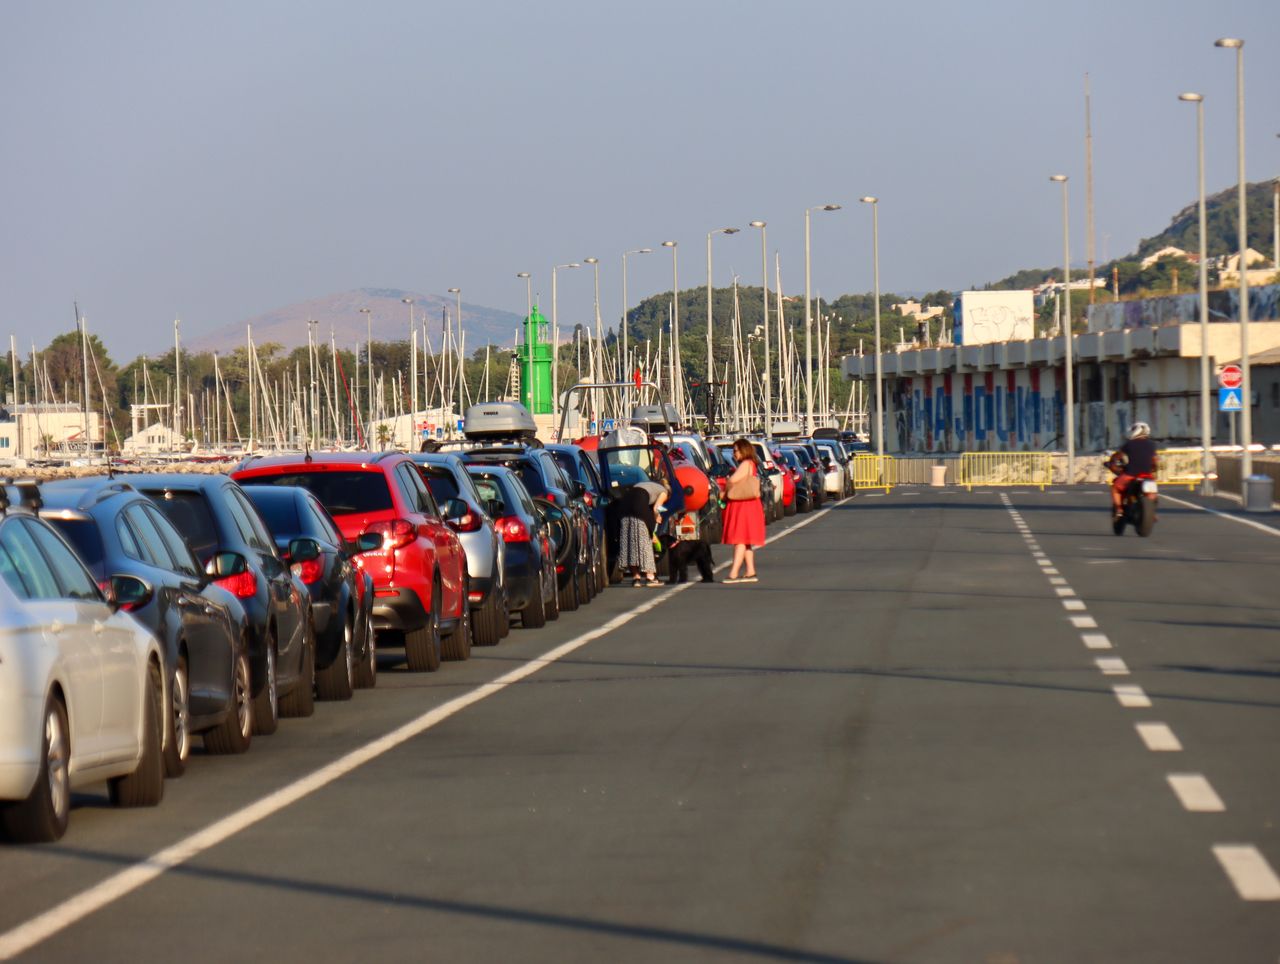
[1113,473,1158,537]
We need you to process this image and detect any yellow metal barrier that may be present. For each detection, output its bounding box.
[1156,448,1208,489]
[956,453,1052,490]
[852,454,894,492]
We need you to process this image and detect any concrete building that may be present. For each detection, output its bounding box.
[841,284,1280,454]
[121,421,184,456]
[0,404,103,460]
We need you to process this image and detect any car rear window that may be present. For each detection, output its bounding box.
[244,491,301,537]
[514,462,548,497]
[45,518,106,578]
[422,471,461,505]
[143,490,221,562]
[239,471,393,516]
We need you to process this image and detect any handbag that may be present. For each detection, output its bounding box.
[727,464,761,501]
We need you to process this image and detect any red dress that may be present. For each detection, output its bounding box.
[721,462,767,548]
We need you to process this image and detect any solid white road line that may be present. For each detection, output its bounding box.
[1213,846,1280,900]
[1082,634,1112,650]
[1167,774,1225,812]
[0,501,845,961]
[1096,657,1129,675]
[1162,495,1280,539]
[1069,616,1098,629]
[1112,684,1151,708]
[1136,722,1183,752]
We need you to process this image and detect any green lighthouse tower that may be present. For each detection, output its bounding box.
[517,305,553,414]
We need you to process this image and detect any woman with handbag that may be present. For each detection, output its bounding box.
[721,438,766,583]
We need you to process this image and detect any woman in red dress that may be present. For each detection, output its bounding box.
[721,438,766,583]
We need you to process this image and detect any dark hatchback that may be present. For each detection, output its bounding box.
[136,474,314,736]
[545,443,609,596]
[40,477,254,775]
[241,485,378,697]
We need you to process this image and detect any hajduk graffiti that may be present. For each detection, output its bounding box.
[891,369,1068,453]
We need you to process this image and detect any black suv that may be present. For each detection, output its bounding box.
[136,474,315,736]
[545,443,609,597]
[41,477,254,775]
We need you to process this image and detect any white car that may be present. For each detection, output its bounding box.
[0,502,166,843]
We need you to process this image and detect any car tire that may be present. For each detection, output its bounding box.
[404,580,442,672]
[204,648,252,755]
[251,638,279,736]
[163,654,191,779]
[519,577,547,629]
[1,695,71,843]
[577,554,593,602]
[595,547,608,593]
[558,563,579,613]
[543,565,560,621]
[442,587,472,661]
[316,612,356,701]
[109,663,165,809]
[472,592,501,647]
[497,589,511,639]
[280,621,315,718]
[355,608,377,689]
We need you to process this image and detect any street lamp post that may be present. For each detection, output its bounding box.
[551,263,580,421]
[516,273,533,412]
[359,306,373,439]
[1180,93,1213,495]
[1050,175,1076,482]
[448,287,463,415]
[750,221,770,437]
[583,258,602,394]
[1216,37,1251,483]
[705,227,739,430]
[661,241,680,415]
[859,199,884,459]
[621,247,651,391]
[402,298,416,441]
[804,204,841,434]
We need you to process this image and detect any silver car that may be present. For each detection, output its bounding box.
[0,496,167,842]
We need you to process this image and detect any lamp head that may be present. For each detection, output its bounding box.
[638,247,652,254]
[662,240,677,248]
[823,204,841,211]
[401,297,413,304]
[447,287,460,294]
[720,227,739,235]
[517,272,530,279]
[1049,174,1068,183]
[1178,92,1203,103]
[1214,37,1243,49]
[583,257,598,264]
[859,196,877,204]
[749,220,766,228]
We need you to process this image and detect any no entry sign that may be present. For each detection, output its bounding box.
[1218,364,1243,390]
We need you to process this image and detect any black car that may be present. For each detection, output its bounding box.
[40,477,254,776]
[780,445,823,510]
[459,445,592,614]
[241,485,377,698]
[595,440,687,580]
[465,465,560,630]
[545,443,610,597]
[136,474,314,736]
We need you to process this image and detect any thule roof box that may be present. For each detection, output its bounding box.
[630,403,681,430]
[770,420,803,438]
[463,402,538,442]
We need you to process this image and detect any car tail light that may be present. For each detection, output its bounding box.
[582,491,595,509]
[545,491,561,507]
[496,515,531,543]
[806,465,818,474]
[765,460,776,470]
[366,519,416,550]
[449,510,484,533]
[215,569,258,599]
[291,559,324,584]
[467,590,484,603]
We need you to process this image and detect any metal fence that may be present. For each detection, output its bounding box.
[955,453,1053,491]
[1155,448,1210,489]
[851,455,893,492]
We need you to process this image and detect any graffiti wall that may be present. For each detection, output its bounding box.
[1086,284,1280,332]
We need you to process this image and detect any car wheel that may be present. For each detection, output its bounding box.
[1,695,71,842]
[109,662,165,808]
[519,575,547,629]
[205,647,252,755]
[577,554,593,602]
[404,579,443,672]
[543,563,560,621]
[558,563,579,612]
[472,591,501,647]
[497,587,511,639]
[280,620,316,718]
[162,654,191,779]
[316,612,356,701]
[355,608,377,689]
[595,547,608,593]
[251,638,279,736]
[442,586,472,661]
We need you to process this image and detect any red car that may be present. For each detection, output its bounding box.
[232,453,469,672]
[771,448,799,515]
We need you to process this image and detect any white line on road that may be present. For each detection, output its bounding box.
[1082,633,1112,650]
[1096,657,1129,675]
[1048,576,1067,585]
[1036,559,1052,567]
[1136,722,1183,751]
[0,499,848,961]
[1070,615,1097,629]
[1161,495,1280,538]
[1213,846,1280,900]
[1055,586,1077,597]
[1063,599,1087,611]
[1113,684,1151,708]
[1167,774,1225,812]
[1043,567,1060,575]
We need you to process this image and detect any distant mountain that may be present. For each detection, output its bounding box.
[187,287,524,355]
[1135,178,1276,261]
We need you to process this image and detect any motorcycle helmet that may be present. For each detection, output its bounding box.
[1127,421,1151,440]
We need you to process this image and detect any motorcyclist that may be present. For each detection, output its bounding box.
[1106,422,1158,519]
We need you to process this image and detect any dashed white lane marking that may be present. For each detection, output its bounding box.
[1036,559,1052,567]
[1113,684,1151,707]
[1136,722,1183,751]
[1043,567,1060,575]
[1167,774,1225,812]
[1070,615,1098,629]
[1213,846,1280,900]
[1082,634,1112,650]
[0,499,848,960]
[1054,586,1077,597]
[1096,657,1129,675]
[1161,495,1280,538]
[1063,599,1087,611]
[1048,576,1067,586]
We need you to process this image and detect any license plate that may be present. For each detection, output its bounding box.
[1142,480,1159,494]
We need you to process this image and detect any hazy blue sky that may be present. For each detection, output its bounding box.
[2,0,1277,361]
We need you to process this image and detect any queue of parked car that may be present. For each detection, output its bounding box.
[0,401,863,843]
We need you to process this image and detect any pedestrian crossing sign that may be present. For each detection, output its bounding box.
[1218,387,1243,412]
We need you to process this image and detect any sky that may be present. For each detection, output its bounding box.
[2,0,1278,362]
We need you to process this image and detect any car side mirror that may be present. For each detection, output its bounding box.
[206,550,248,579]
[573,480,588,499]
[485,499,504,518]
[288,537,321,562]
[111,574,154,612]
[352,532,382,554]
[441,498,469,522]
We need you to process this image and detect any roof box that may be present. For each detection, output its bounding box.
[630,403,681,429]
[811,427,841,440]
[770,420,803,438]
[463,402,537,441]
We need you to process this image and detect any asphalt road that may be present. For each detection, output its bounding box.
[2,487,1279,963]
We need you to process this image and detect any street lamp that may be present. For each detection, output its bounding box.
[583,258,602,391]
[448,287,463,416]
[621,247,651,392]
[1216,37,1252,482]
[359,306,373,439]
[1179,93,1213,495]
[749,221,770,436]
[402,298,416,436]
[516,273,533,412]
[859,198,884,459]
[1049,175,1076,482]
[661,241,680,415]
[804,204,841,433]
[551,262,580,420]
[705,227,739,430]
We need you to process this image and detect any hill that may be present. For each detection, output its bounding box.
[187,287,523,355]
